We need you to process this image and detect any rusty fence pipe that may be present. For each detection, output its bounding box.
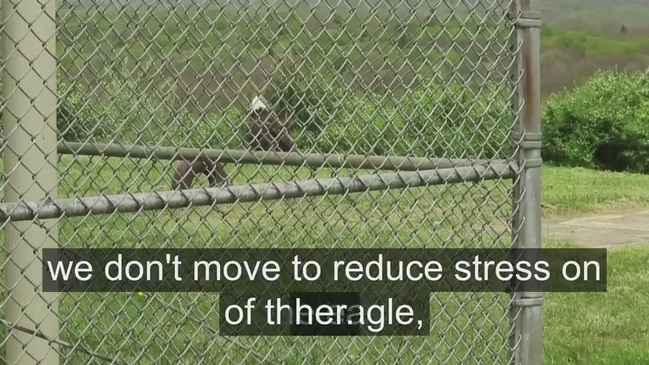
[508,3,543,365]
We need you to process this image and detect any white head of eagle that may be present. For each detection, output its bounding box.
[251,95,270,113]
[247,94,296,152]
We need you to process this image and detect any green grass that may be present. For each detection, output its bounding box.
[1,155,649,363]
[538,0,649,27]
[541,25,649,56]
[3,156,518,364]
[542,165,649,217]
[544,243,649,365]
[56,7,649,76]
[48,4,649,114]
[51,5,513,110]
[57,8,499,69]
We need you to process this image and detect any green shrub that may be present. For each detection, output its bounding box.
[57,82,110,142]
[263,56,347,136]
[542,68,649,173]
[84,67,244,149]
[296,80,513,160]
[19,66,511,161]
[0,80,103,143]
[264,77,341,135]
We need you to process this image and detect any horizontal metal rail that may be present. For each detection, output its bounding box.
[0,162,517,222]
[58,141,504,171]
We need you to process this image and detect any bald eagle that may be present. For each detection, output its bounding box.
[171,95,297,190]
[247,95,296,152]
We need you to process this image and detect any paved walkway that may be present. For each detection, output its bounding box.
[543,209,649,248]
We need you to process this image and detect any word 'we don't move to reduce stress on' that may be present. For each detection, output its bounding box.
[42,248,607,336]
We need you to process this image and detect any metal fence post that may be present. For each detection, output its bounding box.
[510,0,543,364]
[2,0,60,362]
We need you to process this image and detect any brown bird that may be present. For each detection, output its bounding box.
[171,159,228,190]
[247,95,296,153]
[171,95,300,190]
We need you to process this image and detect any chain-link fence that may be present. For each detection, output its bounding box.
[0,0,541,363]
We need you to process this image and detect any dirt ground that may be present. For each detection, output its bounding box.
[544,209,649,249]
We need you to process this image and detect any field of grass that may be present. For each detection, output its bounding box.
[544,243,649,365]
[538,0,649,28]
[5,155,512,364]
[48,2,649,114]
[0,155,648,364]
[53,3,514,113]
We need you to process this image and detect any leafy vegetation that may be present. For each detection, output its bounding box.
[542,68,649,174]
[541,24,649,56]
[0,81,98,142]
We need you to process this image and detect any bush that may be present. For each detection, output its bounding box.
[542,68,649,173]
[1,65,511,161]
[58,82,110,142]
[0,80,103,143]
[264,77,343,135]
[56,52,511,159]
[78,71,244,149]
[296,80,513,160]
[263,55,347,136]
[63,71,512,160]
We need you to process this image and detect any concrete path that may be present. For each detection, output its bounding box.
[543,209,649,248]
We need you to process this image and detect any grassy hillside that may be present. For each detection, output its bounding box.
[45,0,649,115]
[539,0,649,27]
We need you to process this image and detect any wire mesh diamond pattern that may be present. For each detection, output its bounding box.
[0,0,536,363]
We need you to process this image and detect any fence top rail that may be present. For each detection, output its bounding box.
[56,141,508,171]
[0,162,517,222]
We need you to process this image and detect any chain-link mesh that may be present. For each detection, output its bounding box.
[0,0,538,363]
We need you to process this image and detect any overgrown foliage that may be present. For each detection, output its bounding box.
[291,82,513,160]
[42,71,515,161]
[56,62,247,149]
[60,66,649,174]
[0,81,100,143]
[253,55,511,159]
[262,56,342,135]
[542,68,649,173]
[17,67,649,174]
